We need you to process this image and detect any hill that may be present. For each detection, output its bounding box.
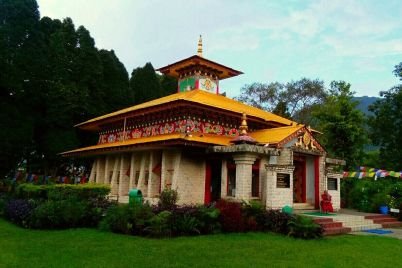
[353,96,380,115]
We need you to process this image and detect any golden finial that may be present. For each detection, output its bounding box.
[197,35,203,57]
[239,112,248,136]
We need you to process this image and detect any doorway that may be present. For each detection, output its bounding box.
[205,160,222,204]
[293,157,306,203]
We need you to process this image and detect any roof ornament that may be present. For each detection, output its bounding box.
[239,112,248,136]
[231,112,256,144]
[197,35,203,57]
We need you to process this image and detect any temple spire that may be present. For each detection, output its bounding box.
[239,112,248,136]
[231,112,256,144]
[197,35,203,57]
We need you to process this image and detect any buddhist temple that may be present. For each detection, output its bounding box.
[62,36,344,210]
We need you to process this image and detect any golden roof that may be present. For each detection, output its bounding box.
[249,125,304,145]
[61,133,233,156]
[61,125,308,157]
[76,90,295,129]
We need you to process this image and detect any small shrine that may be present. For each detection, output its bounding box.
[62,37,344,210]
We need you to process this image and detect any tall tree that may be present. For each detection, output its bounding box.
[237,78,326,124]
[0,0,40,176]
[0,0,135,177]
[129,63,162,105]
[99,49,132,113]
[313,81,367,169]
[368,63,402,170]
[160,75,177,96]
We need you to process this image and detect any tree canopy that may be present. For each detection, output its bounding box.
[368,63,402,170]
[237,78,326,125]
[0,0,178,178]
[313,81,367,169]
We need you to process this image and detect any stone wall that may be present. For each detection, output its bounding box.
[265,164,295,209]
[174,153,205,205]
[326,172,342,211]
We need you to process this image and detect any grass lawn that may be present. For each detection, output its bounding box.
[1,218,401,268]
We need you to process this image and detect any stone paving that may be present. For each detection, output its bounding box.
[351,228,402,240]
[339,209,402,240]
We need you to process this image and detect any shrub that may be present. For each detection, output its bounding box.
[260,210,294,234]
[194,206,221,235]
[4,199,35,227]
[170,206,199,236]
[344,178,402,212]
[99,203,154,235]
[28,198,102,229]
[146,210,172,237]
[99,204,135,234]
[0,192,11,216]
[158,189,178,210]
[215,200,244,232]
[15,183,110,202]
[288,215,323,239]
[47,184,110,201]
[242,200,265,231]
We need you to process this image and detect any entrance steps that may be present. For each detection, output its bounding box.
[306,213,396,235]
[328,214,382,232]
[313,218,351,236]
[365,215,402,228]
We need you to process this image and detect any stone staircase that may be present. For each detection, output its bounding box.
[365,215,402,228]
[308,213,399,236]
[313,218,351,236]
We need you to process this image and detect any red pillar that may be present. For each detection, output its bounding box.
[314,156,320,209]
[204,162,211,204]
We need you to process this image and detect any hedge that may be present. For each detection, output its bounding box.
[15,183,110,201]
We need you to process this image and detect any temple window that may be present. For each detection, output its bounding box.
[327,178,338,191]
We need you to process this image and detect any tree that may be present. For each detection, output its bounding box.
[313,81,367,169]
[129,63,161,105]
[160,74,177,96]
[237,78,326,124]
[0,0,135,177]
[99,49,133,113]
[368,63,402,170]
[0,0,40,177]
[394,62,402,81]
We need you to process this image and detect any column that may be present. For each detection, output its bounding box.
[233,154,257,200]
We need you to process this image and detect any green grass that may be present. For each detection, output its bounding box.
[0,218,401,268]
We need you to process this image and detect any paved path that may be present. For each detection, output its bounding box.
[351,228,402,240]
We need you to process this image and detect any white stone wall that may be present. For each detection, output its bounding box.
[175,154,205,205]
[265,165,294,209]
[327,172,342,211]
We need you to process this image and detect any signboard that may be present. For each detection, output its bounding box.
[277,173,290,188]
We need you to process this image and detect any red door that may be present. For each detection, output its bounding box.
[204,162,211,204]
[293,157,306,203]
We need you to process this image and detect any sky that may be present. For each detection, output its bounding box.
[36,0,402,98]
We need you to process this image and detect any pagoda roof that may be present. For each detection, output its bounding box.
[250,125,304,145]
[76,90,296,130]
[61,124,313,157]
[61,133,234,157]
[156,55,243,80]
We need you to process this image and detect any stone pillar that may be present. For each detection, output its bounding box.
[233,154,257,200]
[221,159,227,198]
[89,160,97,183]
